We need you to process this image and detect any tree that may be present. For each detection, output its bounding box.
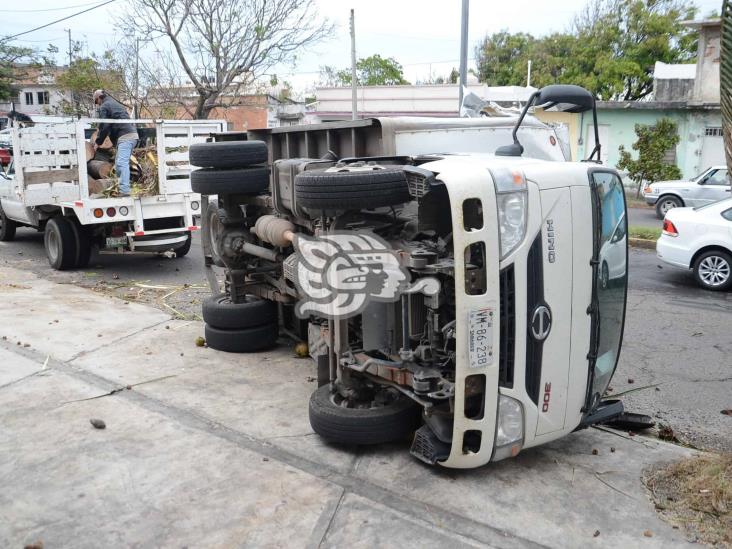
[319,54,409,86]
[0,39,37,101]
[475,0,698,100]
[120,0,332,119]
[617,118,682,197]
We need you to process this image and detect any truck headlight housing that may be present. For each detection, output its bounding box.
[490,168,527,259]
[493,394,524,461]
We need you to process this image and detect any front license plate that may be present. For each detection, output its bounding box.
[105,236,128,248]
[468,307,494,369]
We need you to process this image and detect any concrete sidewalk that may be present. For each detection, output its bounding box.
[0,265,695,548]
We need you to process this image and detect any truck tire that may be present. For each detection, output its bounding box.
[202,293,277,329]
[70,219,92,268]
[205,203,226,267]
[174,232,192,258]
[204,322,278,353]
[295,169,411,211]
[0,204,17,241]
[693,250,732,291]
[308,384,422,445]
[655,195,683,219]
[189,141,268,169]
[191,167,269,195]
[44,217,78,270]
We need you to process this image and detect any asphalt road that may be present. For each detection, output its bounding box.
[627,205,660,229]
[1,228,730,451]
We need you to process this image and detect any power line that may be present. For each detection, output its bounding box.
[3,0,117,40]
[0,1,105,13]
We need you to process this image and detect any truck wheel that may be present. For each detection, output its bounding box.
[202,293,277,329]
[693,250,732,291]
[191,167,269,195]
[204,322,278,353]
[205,204,226,267]
[189,141,268,169]
[0,204,17,241]
[70,219,92,268]
[655,195,682,219]
[174,232,192,258]
[295,169,411,211]
[44,217,78,270]
[308,384,422,445]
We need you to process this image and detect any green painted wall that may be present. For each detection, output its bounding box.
[575,107,722,180]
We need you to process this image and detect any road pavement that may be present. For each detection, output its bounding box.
[627,206,660,229]
[0,262,698,548]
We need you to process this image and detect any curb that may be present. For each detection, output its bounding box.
[629,237,656,250]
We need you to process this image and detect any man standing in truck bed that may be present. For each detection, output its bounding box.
[93,89,138,197]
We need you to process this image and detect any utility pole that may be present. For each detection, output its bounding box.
[458,0,469,112]
[133,37,140,118]
[350,9,357,120]
[66,29,77,117]
[66,29,72,67]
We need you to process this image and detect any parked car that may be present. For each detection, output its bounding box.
[656,198,732,291]
[643,166,731,219]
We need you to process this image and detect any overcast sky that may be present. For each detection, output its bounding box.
[0,0,723,93]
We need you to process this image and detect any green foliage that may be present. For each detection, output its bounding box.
[321,54,409,86]
[475,0,698,100]
[448,67,459,84]
[0,39,36,101]
[54,49,124,116]
[617,118,682,196]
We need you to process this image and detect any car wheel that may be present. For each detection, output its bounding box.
[600,261,609,289]
[655,195,682,219]
[191,167,269,195]
[173,232,192,258]
[69,218,92,268]
[44,217,78,270]
[189,141,268,169]
[202,293,277,330]
[204,322,279,353]
[693,250,732,291]
[0,204,17,241]
[295,168,411,211]
[308,384,422,445]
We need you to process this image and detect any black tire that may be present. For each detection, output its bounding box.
[202,293,277,329]
[204,322,278,353]
[655,195,683,219]
[189,141,268,169]
[692,250,732,291]
[0,203,17,241]
[191,167,269,195]
[295,168,410,210]
[44,217,77,270]
[174,232,192,258]
[69,218,92,268]
[308,384,422,445]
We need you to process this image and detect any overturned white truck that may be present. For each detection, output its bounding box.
[194,85,628,468]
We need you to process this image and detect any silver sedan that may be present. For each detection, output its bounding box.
[643,165,731,219]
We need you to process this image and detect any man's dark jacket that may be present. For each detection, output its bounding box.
[95,97,136,147]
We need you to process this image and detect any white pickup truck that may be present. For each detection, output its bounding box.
[0,118,225,269]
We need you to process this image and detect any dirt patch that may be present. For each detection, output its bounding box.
[643,453,731,547]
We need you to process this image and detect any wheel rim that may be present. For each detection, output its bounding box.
[659,199,678,215]
[47,229,59,263]
[209,210,222,260]
[698,256,730,287]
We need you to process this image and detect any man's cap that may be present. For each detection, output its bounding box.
[93,89,105,102]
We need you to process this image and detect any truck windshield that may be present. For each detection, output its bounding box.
[587,171,628,410]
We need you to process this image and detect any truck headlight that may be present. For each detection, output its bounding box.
[490,168,527,259]
[493,394,524,461]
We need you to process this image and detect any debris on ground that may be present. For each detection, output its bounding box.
[643,530,653,537]
[593,530,600,537]
[90,419,106,430]
[658,424,680,443]
[643,453,731,547]
[722,410,732,416]
[294,342,309,358]
[23,541,43,549]
[195,336,206,347]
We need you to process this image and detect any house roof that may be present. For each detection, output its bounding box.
[654,61,696,80]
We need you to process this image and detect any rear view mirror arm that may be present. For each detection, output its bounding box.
[585,99,601,163]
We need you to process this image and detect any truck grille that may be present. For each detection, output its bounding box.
[525,234,544,404]
[499,265,515,388]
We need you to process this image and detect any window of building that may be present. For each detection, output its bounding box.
[705,127,723,137]
[24,92,34,105]
[37,91,49,105]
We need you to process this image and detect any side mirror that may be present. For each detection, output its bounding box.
[498,84,599,160]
